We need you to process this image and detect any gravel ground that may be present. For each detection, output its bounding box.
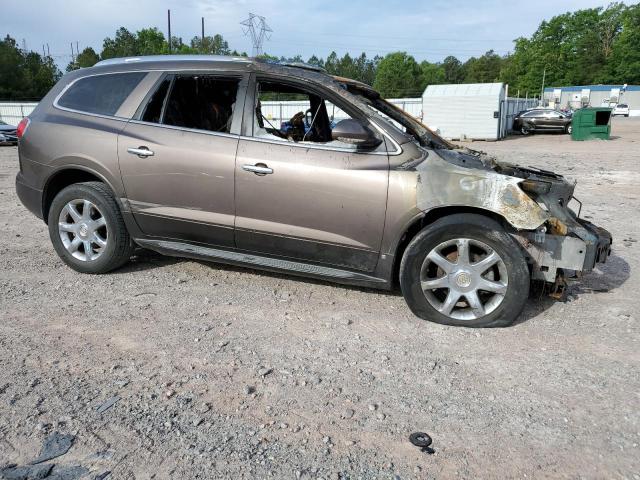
[1,118,638,479]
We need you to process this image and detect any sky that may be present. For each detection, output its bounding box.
[1,0,626,68]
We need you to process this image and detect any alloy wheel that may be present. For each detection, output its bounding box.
[420,238,508,320]
[58,199,108,261]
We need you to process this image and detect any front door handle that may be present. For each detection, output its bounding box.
[242,163,273,175]
[127,146,154,158]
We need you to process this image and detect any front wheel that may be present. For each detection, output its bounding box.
[399,214,530,328]
[566,124,573,134]
[48,182,134,273]
[521,124,532,135]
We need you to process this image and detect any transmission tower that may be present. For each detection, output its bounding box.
[240,13,272,56]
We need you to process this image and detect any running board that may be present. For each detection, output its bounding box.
[135,239,387,287]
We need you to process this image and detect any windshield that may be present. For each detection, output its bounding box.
[340,81,453,150]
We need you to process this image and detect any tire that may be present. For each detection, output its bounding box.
[566,124,572,134]
[521,124,532,135]
[48,181,134,273]
[399,214,530,328]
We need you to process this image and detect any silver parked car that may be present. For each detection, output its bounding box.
[15,55,612,327]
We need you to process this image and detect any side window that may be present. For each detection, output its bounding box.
[58,72,146,116]
[254,81,360,147]
[162,75,239,133]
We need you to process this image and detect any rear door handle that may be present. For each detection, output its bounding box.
[242,163,273,175]
[127,147,154,158]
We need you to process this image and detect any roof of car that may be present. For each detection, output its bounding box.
[88,55,340,84]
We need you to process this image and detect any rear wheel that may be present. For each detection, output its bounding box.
[48,182,134,273]
[399,214,530,328]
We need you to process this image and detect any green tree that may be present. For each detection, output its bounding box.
[324,51,339,74]
[137,28,166,55]
[66,47,100,71]
[499,3,632,93]
[420,60,445,87]
[606,3,640,83]
[191,34,231,55]
[307,55,324,68]
[373,52,422,97]
[0,35,60,100]
[442,56,465,83]
[464,50,502,83]
[101,27,139,59]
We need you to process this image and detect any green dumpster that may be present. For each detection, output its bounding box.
[571,107,612,141]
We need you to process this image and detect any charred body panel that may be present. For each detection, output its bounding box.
[386,140,612,284]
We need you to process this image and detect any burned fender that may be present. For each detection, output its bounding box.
[414,152,548,230]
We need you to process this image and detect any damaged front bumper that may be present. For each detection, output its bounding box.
[513,219,612,282]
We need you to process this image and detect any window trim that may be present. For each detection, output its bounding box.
[243,73,400,156]
[131,71,248,137]
[53,71,149,120]
[133,73,174,122]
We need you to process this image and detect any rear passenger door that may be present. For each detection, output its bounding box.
[117,73,247,247]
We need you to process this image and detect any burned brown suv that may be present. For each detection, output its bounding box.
[15,55,611,327]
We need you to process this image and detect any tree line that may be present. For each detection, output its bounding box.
[1,2,638,101]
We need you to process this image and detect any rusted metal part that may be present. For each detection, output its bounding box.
[548,271,568,300]
[548,217,569,236]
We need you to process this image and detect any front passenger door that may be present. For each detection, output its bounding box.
[234,76,389,272]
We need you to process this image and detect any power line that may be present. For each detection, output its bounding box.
[262,39,510,57]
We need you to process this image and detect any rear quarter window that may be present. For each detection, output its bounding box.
[57,72,147,116]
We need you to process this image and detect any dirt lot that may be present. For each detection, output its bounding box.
[1,117,639,479]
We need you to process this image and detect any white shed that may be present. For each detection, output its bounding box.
[422,83,506,141]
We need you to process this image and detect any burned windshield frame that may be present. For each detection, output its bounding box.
[340,83,452,150]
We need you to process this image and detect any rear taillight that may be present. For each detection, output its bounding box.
[16,117,30,139]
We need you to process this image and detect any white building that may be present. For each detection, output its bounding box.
[422,83,536,141]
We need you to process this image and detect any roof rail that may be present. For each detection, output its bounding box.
[95,54,251,67]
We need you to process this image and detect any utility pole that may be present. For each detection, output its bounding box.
[76,41,79,57]
[540,67,546,106]
[47,44,50,57]
[42,45,46,57]
[167,9,172,54]
[70,42,75,63]
[201,17,205,43]
[240,13,272,56]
